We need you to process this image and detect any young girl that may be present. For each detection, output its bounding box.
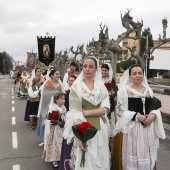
[27,77,41,129]
[59,76,77,170]
[43,93,67,168]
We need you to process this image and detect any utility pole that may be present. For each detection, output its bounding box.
[3,59,6,75]
[146,35,149,77]
[143,35,149,77]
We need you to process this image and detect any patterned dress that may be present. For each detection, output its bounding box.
[43,104,66,162]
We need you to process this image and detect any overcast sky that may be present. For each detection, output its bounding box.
[0,0,169,62]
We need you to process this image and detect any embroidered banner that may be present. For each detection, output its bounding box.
[37,37,55,66]
[26,52,36,69]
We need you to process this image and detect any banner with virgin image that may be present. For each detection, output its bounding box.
[26,52,36,69]
[37,37,55,66]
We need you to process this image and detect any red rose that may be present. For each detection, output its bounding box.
[72,122,98,167]
[104,82,114,88]
[65,89,70,94]
[50,112,59,120]
[77,122,93,133]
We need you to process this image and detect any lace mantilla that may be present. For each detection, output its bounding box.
[81,81,103,106]
[126,86,150,98]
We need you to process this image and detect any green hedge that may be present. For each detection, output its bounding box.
[164,89,170,95]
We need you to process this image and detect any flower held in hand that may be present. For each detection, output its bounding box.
[72,122,98,167]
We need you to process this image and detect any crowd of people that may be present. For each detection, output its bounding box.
[13,57,165,170]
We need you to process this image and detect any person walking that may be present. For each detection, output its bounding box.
[27,77,41,129]
[111,64,165,170]
[63,56,110,170]
[43,93,66,168]
[36,69,65,144]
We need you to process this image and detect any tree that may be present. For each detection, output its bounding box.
[124,27,154,77]
[0,51,14,74]
[119,58,136,71]
[86,9,143,79]
[140,27,154,56]
[140,28,154,77]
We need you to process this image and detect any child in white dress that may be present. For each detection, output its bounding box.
[43,93,66,168]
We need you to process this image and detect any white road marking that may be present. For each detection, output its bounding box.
[13,164,20,170]
[0,93,7,95]
[12,93,14,95]
[12,88,14,92]
[12,107,15,112]
[12,132,18,149]
[12,117,16,125]
[12,96,14,99]
[12,101,15,104]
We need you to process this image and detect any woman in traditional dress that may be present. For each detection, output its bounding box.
[111,64,165,170]
[101,63,117,149]
[63,56,110,170]
[64,75,77,111]
[101,63,116,85]
[36,69,65,144]
[14,70,22,91]
[18,71,29,98]
[101,63,116,121]
[24,68,44,121]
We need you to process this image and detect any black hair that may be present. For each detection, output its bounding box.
[101,64,109,70]
[69,75,77,80]
[53,93,65,103]
[129,64,144,75]
[49,69,59,78]
[83,57,97,69]
[70,62,77,67]
[35,68,40,73]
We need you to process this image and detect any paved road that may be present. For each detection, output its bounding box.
[0,76,57,170]
[0,76,170,170]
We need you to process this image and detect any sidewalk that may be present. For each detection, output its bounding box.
[0,76,4,79]
[154,93,170,131]
[154,93,170,115]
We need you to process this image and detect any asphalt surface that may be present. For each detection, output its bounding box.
[0,76,170,170]
[0,76,58,170]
